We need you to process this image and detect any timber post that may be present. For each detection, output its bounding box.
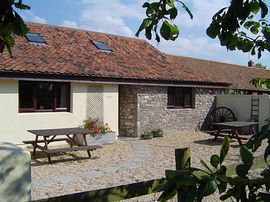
[175,147,191,202]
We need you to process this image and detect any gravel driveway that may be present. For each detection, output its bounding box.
[30,132,266,201]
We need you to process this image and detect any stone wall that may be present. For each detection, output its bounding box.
[137,86,219,135]
[119,85,138,137]
[119,85,220,137]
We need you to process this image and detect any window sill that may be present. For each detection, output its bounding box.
[18,111,72,115]
[167,107,194,110]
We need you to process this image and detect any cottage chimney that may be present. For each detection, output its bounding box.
[248,60,254,67]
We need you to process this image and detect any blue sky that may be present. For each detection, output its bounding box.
[18,0,270,67]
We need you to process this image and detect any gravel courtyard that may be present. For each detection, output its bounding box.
[30,132,266,201]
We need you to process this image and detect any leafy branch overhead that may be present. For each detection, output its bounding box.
[136,0,193,42]
[207,0,270,59]
[0,0,30,56]
[137,0,270,59]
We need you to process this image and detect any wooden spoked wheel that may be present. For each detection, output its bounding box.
[211,107,236,123]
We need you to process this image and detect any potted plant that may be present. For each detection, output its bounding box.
[142,130,153,140]
[151,128,163,137]
[76,118,116,145]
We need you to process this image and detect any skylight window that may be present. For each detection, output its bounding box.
[26,32,45,43]
[91,40,112,51]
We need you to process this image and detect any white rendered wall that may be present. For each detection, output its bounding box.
[0,80,119,145]
[103,84,119,135]
[217,95,270,130]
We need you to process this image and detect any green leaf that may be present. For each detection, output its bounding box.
[135,18,153,37]
[14,3,30,10]
[250,1,260,14]
[259,0,268,18]
[179,1,193,19]
[200,178,218,197]
[217,180,227,194]
[158,180,177,202]
[244,21,255,29]
[236,164,249,177]
[250,22,260,34]
[206,22,220,39]
[240,145,253,168]
[220,136,230,164]
[160,20,179,40]
[166,0,175,8]
[210,154,220,168]
[264,144,270,166]
[168,7,178,20]
[200,159,212,173]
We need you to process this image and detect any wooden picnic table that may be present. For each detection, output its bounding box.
[25,127,102,163]
[212,121,258,145]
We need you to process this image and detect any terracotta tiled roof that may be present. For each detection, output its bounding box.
[167,55,270,92]
[0,23,228,86]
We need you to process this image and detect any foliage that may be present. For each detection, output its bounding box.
[255,63,267,69]
[207,0,270,59]
[151,128,164,137]
[250,77,270,89]
[0,0,30,57]
[159,132,270,201]
[136,0,193,42]
[142,130,154,139]
[137,0,270,59]
[83,117,111,138]
[223,87,244,95]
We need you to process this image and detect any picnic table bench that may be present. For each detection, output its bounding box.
[212,121,258,145]
[197,107,258,145]
[24,127,102,163]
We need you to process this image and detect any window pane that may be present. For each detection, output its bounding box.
[36,82,53,110]
[184,89,192,107]
[56,84,69,109]
[174,88,183,107]
[167,87,174,106]
[19,82,34,108]
[175,94,184,106]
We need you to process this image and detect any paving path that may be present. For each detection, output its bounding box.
[34,139,150,187]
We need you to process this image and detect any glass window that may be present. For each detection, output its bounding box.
[167,87,193,109]
[19,82,34,109]
[91,40,112,51]
[36,82,53,110]
[19,81,70,113]
[26,32,46,43]
[56,83,69,109]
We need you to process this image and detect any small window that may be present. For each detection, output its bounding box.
[26,32,45,43]
[19,81,70,113]
[167,87,193,109]
[91,40,112,51]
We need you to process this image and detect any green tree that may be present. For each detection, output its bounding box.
[136,0,270,59]
[0,0,30,57]
[255,63,267,69]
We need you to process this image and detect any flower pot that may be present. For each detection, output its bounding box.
[152,131,163,137]
[76,132,116,146]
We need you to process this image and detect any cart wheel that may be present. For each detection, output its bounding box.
[211,107,236,123]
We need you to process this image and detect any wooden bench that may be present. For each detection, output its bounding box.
[23,138,68,145]
[44,144,102,163]
[26,127,104,163]
[44,145,102,154]
[208,132,252,140]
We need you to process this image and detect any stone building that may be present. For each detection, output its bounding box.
[1,22,270,143]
